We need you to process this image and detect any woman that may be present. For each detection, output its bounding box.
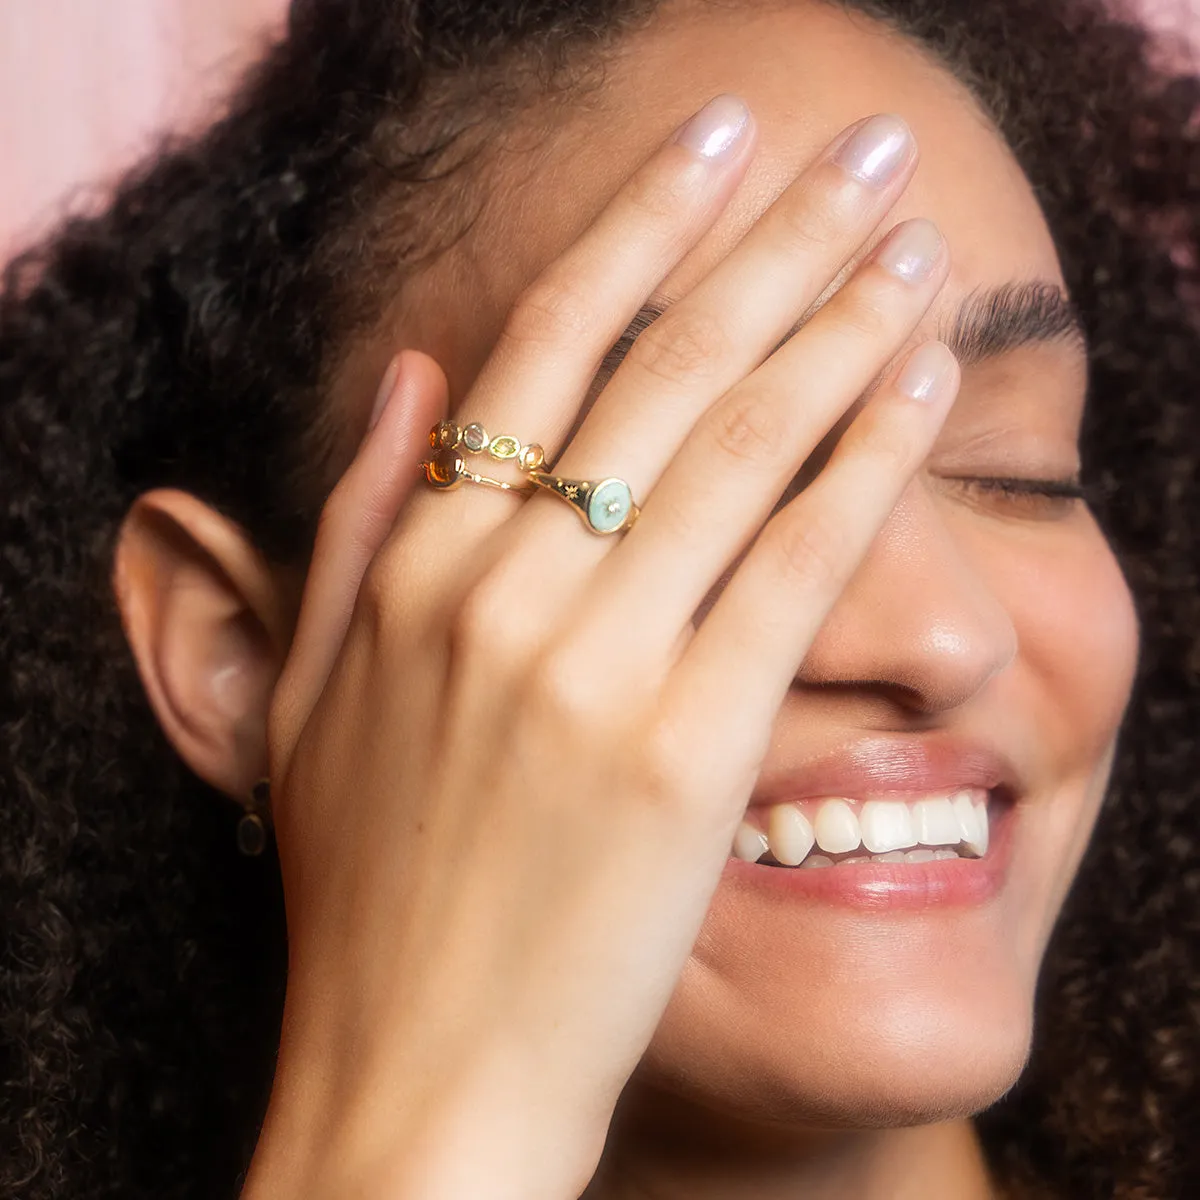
[1,0,1197,1196]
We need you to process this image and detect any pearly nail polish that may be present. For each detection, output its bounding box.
[675,94,752,161]
[833,114,914,186]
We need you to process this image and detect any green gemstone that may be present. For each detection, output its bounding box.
[489,435,521,460]
[587,479,632,533]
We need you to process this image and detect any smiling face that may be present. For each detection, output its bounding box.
[364,0,1139,1134]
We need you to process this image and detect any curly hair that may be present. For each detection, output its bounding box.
[1,0,1197,1196]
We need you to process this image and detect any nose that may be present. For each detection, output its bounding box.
[796,484,1018,716]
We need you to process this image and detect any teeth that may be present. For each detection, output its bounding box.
[733,790,992,869]
[767,803,816,866]
[859,800,918,854]
[913,796,963,847]
[813,799,861,854]
[733,820,769,863]
[967,797,989,857]
[952,791,989,857]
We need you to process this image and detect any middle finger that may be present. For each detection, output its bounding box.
[519,113,917,555]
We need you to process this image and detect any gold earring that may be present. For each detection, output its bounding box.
[238,778,271,857]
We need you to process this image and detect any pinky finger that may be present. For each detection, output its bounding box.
[270,351,448,757]
[666,340,961,742]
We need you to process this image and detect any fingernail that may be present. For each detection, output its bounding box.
[833,114,913,186]
[897,341,958,403]
[876,218,943,284]
[675,94,752,161]
[368,356,402,431]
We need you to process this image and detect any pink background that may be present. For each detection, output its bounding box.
[1,0,1197,263]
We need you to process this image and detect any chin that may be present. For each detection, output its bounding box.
[635,965,1036,1132]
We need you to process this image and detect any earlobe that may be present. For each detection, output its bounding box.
[113,490,299,802]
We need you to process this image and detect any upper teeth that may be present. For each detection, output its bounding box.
[733,790,990,867]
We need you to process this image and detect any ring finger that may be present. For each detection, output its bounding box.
[571,215,952,672]
[511,113,918,563]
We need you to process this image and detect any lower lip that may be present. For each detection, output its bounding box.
[721,798,1015,912]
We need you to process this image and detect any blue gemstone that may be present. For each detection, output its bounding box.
[588,479,632,533]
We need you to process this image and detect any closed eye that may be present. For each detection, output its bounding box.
[941,475,1089,519]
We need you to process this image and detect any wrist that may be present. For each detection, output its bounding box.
[242,1003,608,1200]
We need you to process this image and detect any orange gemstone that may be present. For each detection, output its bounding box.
[430,421,461,450]
[427,448,465,488]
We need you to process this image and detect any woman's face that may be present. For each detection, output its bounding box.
[366,0,1139,1130]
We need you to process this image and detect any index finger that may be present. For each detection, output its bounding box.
[411,95,757,526]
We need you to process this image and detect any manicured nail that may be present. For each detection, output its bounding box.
[897,341,959,403]
[833,114,913,186]
[675,94,752,161]
[368,356,402,431]
[876,218,943,284]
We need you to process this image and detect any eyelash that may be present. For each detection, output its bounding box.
[947,475,1087,516]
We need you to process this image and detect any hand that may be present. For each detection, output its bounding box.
[244,100,958,1200]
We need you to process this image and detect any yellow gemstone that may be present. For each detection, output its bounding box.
[489,435,520,460]
[519,443,545,471]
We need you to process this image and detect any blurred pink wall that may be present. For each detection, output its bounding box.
[0,0,1197,262]
[0,0,286,260]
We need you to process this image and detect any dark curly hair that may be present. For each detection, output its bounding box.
[1,0,1198,1195]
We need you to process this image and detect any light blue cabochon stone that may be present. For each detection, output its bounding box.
[588,479,632,533]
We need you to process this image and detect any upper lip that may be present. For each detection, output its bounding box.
[748,734,1022,809]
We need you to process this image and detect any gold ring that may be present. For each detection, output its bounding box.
[419,451,536,494]
[526,470,640,535]
[420,419,539,495]
[420,419,641,535]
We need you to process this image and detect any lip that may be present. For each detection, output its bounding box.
[747,733,1019,808]
[728,734,1022,912]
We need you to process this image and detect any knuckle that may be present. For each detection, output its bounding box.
[450,572,517,659]
[357,550,406,632]
[313,481,350,552]
[706,387,790,466]
[451,567,548,681]
[775,198,841,257]
[635,720,697,811]
[834,289,894,342]
[770,508,849,594]
[502,276,597,348]
[630,308,731,386]
[525,647,607,731]
[856,420,917,476]
[622,159,695,227]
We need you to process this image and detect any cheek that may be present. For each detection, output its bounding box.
[980,512,1138,951]
[992,513,1138,765]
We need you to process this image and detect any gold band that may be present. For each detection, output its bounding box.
[420,419,540,494]
[421,419,641,535]
[419,452,536,494]
[526,470,640,535]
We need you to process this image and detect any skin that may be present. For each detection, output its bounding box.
[113,2,1139,1197]
[389,4,1137,1190]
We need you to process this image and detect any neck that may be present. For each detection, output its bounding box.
[582,1084,995,1200]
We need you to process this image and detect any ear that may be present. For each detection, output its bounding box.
[113,490,301,801]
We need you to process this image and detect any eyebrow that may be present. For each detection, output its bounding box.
[939,281,1085,366]
[597,279,1086,384]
